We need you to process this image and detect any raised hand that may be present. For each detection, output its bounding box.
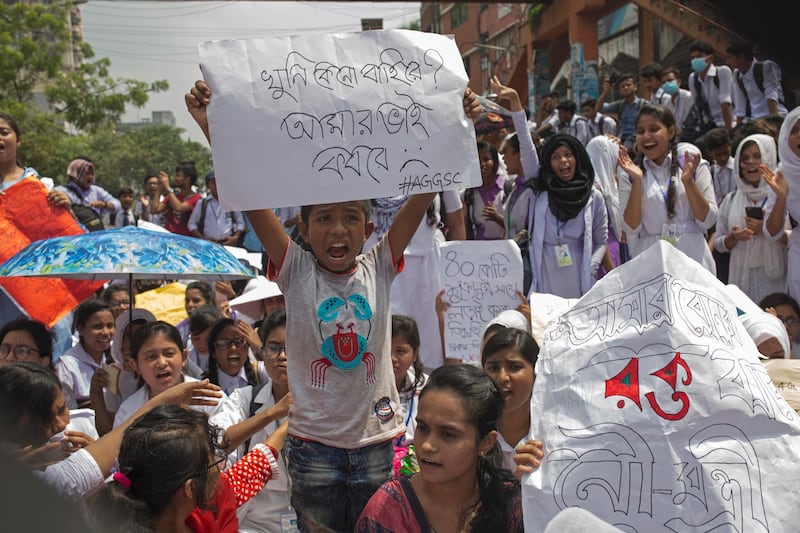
[463,87,481,122]
[235,319,262,353]
[12,442,62,471]
[617,145,643,182]
[185,80,212,141]
[761,164,789,200]
[152,378,223,409]
[489,75,522,112]
[512,438,545,480]
[434,289,451,321]
[61,431,95,454]
[46,189,72,209]
[680,151,701,186]
[515,290,531,326]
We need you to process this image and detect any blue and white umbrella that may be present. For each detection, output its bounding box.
[0,225,254,281]
[0,225,255,325]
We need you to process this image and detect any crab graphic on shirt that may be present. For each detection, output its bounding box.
[311,293,376,388]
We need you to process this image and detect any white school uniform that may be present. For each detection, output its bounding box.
[112,375,225,428]
[210,382,291,533]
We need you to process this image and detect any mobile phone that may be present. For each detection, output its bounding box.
[745,206,764,220]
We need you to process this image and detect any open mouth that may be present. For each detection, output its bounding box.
[419,457,442,469]
[327,243,349,264]
[155,370,173,381]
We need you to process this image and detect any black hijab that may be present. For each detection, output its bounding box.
[532,134,595,221]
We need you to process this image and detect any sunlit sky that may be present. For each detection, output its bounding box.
[81,1,422,143]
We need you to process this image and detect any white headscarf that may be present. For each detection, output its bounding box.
[726,134,786,289]
[725,283,791,359]
[586,135,622,237]
[482,309,530,339]
[740,311,792,359]
[778,106,800,178]
[111,308,156,364]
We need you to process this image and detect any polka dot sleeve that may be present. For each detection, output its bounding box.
[221,444,280,508]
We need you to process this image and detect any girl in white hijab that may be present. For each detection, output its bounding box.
[763,107,800,300]
[714,134,788,304]
[586,135,623,274]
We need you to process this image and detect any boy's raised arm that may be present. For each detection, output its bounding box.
[245,209,290,270]
[185,80,289,266]
[387,193,437,259]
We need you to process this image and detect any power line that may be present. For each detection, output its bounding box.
[83,1,234,18]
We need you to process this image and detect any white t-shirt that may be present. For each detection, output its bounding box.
[271,237,404,448]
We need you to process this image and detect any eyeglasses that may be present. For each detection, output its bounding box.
[262,342,287,359]
[208,454,227,470]
[110,299,131,307]
[779,316,800,327]
[0,344,40,361]
[214,337,247,350]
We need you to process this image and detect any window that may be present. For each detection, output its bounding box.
[450,3,468,29]
[497,3,512,19]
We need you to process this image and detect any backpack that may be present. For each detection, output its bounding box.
[66,183,105,232]
[736,61,796,117]
[71,203,105,232]
[680,74,718,143]
[197,196,245,245]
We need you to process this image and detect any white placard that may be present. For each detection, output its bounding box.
[439,240,523,365]
[523,241,800,532]
[198,29,480,211]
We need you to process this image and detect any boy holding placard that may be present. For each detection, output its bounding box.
[186,79,480,531]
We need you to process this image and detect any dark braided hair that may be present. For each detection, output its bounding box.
[636,104,679,219]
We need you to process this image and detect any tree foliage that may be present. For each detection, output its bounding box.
[18,121,212,195]
[0,2,69,103]
[1,2,198,196]
[0,2,168,133]
[45,44,170,132]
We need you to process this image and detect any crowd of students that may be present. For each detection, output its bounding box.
[0,35,799,532]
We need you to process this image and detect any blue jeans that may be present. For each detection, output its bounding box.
[285,436,393,533]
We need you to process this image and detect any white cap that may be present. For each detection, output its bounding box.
[229,275,282,307]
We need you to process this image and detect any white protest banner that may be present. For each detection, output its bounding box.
[198,29,480,211]
[439,240,523,365]
[524,241,800,532]
[529,292,578,346]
